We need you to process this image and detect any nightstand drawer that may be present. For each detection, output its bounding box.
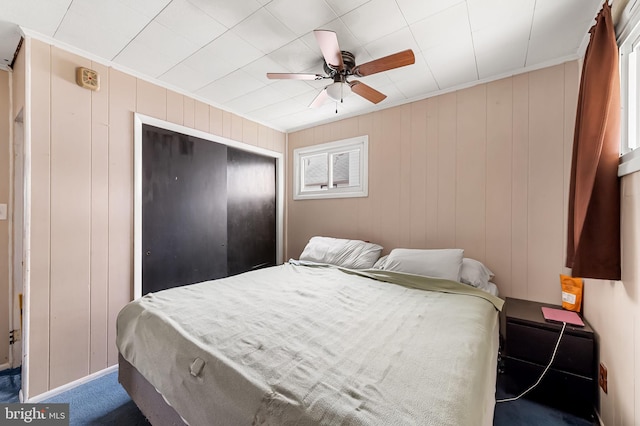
[507,322,594,377]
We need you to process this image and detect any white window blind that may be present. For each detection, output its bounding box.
[294,136,368,200]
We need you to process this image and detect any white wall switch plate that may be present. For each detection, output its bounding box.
[0,204,6,220]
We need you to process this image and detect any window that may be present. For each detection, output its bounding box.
[293,136,368,200]
[618,0,640,175]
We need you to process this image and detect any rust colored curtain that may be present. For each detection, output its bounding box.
[566,2,621,280]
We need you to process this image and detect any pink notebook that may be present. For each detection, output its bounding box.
[541,307,585,327]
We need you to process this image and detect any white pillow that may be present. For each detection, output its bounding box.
[381,248,464,281]
[299,236,383,269]
[372,254,388,269]
[460,258,495,288]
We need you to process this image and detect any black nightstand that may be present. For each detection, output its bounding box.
[501,297,597,419]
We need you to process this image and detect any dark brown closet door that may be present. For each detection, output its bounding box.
[142,124,228,294]
[226,147,276,276]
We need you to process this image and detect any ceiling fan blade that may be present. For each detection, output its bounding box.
[314,30,344,71]
[353,49,415,77]
[309,88,330,108]
[267,73,324,80]
[349,81,386,104]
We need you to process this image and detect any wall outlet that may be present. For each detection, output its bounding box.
[599,363,608,393]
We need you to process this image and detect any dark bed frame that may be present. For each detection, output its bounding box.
[118,354,186,426]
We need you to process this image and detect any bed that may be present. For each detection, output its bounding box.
[117,239,503,426]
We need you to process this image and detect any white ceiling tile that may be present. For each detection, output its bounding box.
[225,84,289,113]
[187,0,262,28]
[232,8,296,54]
[155,0,227,46]
[53,24,128,61]
[114,21,200,77]
[250,98,310,122]
[266,0,338,36]
[527,0,600,66]
[424,40,478,89]
[267,39,322,73]
[196,69,266,103]
[118,0,172,18]
[114,40,179,78]
[268,115,299,130]
[362,27,420,62]
[323,0,370,17]
[467,0,535,33]
[410,2,471,52]
[245,55,292,84]
[0,0,71,36]
[181,30,264,81]
[467,0,535,79]
[341,0,407,45]
[473,26,528,79]
[159,62,213,91]
[139,20,198,58]
[396,0,465,25]
[54,0,152,59]
[269,80,318,99]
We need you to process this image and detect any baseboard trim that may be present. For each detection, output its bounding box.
[27,365,118,403]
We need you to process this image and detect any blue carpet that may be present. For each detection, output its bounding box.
[1,368,599,425]
[493,372,597,426]
[42,371,147,426]
[0,367,21,403]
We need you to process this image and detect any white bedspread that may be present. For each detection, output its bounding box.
[117,263,501,426]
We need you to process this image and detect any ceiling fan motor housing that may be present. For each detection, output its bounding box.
[324,51,356,77]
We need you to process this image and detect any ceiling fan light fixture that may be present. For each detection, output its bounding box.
[326,82,352,102]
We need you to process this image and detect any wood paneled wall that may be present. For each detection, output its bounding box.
[0,70,10,366]
[26,39,286,397]
[287,61,580,304]
[583,171,640,426]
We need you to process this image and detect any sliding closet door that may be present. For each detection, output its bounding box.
[227,147,277,276]
[142,125,228,294]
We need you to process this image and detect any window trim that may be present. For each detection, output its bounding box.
[293,136,368,200]
[618,0,640,176]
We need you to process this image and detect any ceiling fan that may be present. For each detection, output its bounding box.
[267,30,415,109]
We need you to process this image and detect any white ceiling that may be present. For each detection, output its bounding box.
[0,0,602,132]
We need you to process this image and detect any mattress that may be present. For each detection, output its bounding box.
[117,263,502,426]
